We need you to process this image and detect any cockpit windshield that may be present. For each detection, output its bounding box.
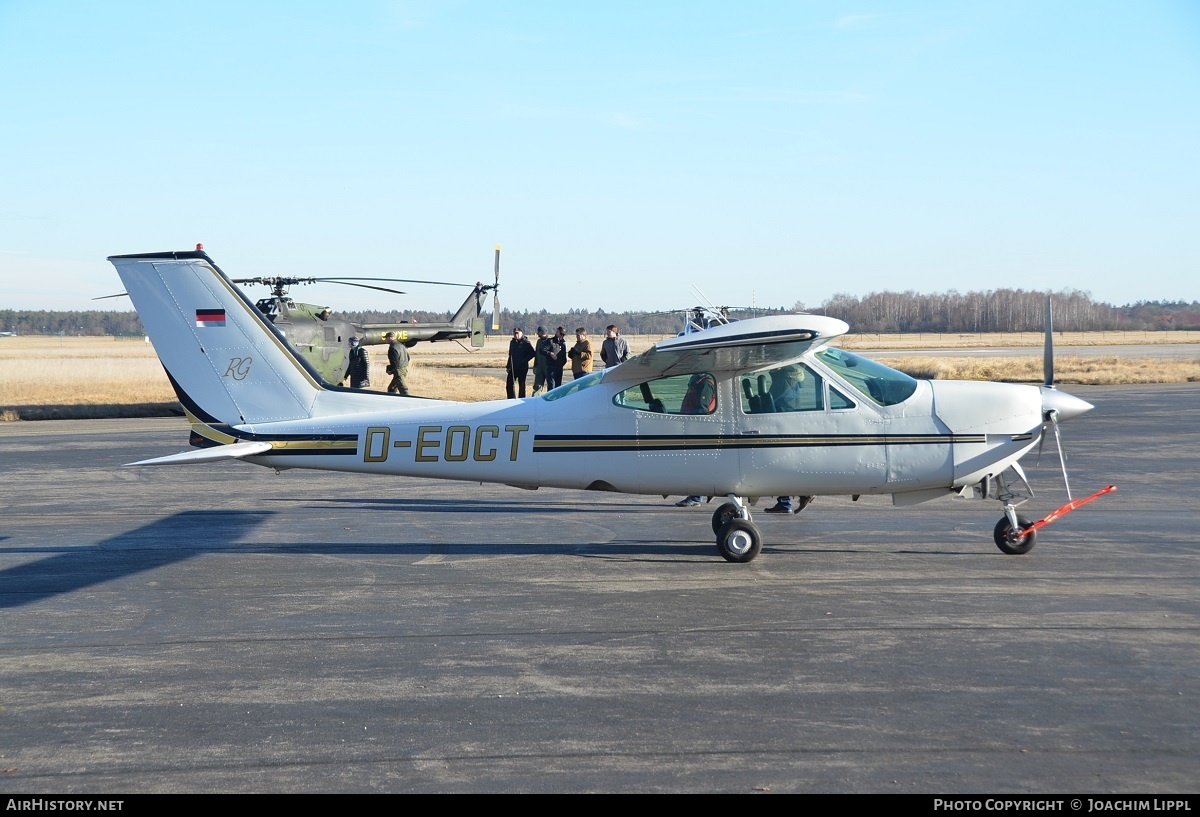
[542,369,606,401]
[815,347,918,406]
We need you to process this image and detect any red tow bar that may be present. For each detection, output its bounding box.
[1020,485,1118,536]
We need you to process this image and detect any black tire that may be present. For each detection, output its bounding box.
[711,502,740,535]
[994,515,1036,555]
[716,519,762,563]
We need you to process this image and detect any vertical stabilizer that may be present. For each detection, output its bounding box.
[109,251,322,425]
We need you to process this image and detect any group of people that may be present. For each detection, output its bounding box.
[342,323,633,400]
[505,324,630,399]
[342,332,410,395]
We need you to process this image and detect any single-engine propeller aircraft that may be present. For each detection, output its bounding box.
[109,249,1114,563]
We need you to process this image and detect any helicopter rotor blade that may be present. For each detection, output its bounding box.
[324,281,407,295]
[329,277,474,288]
[92,291,129,300]
[231,277,317,286]
[233,276,468,291]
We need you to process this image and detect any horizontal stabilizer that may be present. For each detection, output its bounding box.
[125,441,274,467]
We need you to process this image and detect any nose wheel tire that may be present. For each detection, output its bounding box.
[711,502,741,534]
[994,515,1036,555]
[716,519,762,563]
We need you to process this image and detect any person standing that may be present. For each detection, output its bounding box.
[600,324,629,368]
[531,326,552,396]
[385,331,410,395]
[568,327,593,379]
[547,326,568,390]
[505,327,536,398]
[344,336,370,389]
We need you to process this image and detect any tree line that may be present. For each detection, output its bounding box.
[4,291,1198,336]
[808,290,1200,333]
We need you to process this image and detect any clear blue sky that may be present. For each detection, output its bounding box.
[2,1,1198,314]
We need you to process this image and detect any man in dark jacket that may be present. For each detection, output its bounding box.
[505,328,536,398]
[385,331,410,395]
[344,336,370,389]
[532,326,552,396]
[600,324,630,368]
[547,326,568,390]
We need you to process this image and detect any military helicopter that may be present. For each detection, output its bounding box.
[101,246,503,384]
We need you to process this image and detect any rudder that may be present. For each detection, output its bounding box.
[109,251,322,425]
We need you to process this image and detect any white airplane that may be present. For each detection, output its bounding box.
[109,250,1113,563]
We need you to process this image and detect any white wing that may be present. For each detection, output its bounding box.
[603,314,849,383]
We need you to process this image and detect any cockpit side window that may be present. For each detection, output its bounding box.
[740,362,824,414]
[829,385,855,410]
[815,347,918,406]
[612,373,718,415]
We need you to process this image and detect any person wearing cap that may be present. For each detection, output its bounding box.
[547,326,568,390]
[531,326,553,396]
[568,327,593,379]
[344,336,370,389]
[762,364,815,514]
[385,331,410,395]
[505,327,536,399]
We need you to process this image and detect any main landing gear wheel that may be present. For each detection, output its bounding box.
[712,502,741,534]
[994,515,1036,555]
[716,519,762,563]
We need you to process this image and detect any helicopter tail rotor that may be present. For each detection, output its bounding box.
[491,246,502,331]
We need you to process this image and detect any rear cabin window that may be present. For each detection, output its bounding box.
[613,373,718,415]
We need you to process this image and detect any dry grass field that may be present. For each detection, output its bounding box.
[2,332,1199,421]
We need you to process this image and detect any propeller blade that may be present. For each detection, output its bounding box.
[1049,411,1073,501]
[1044,294,1054,388]
[492,246,501,331]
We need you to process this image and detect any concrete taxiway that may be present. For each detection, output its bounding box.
[1,384,1197,792]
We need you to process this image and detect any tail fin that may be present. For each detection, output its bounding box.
[449,284,485,328]
[109,251,323,425]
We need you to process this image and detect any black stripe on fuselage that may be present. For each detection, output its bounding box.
[532,433,986,453]
[188,419,359,456]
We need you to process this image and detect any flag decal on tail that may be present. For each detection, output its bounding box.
[196,308,226,327]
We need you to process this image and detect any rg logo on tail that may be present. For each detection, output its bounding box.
[224,357,253,380]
